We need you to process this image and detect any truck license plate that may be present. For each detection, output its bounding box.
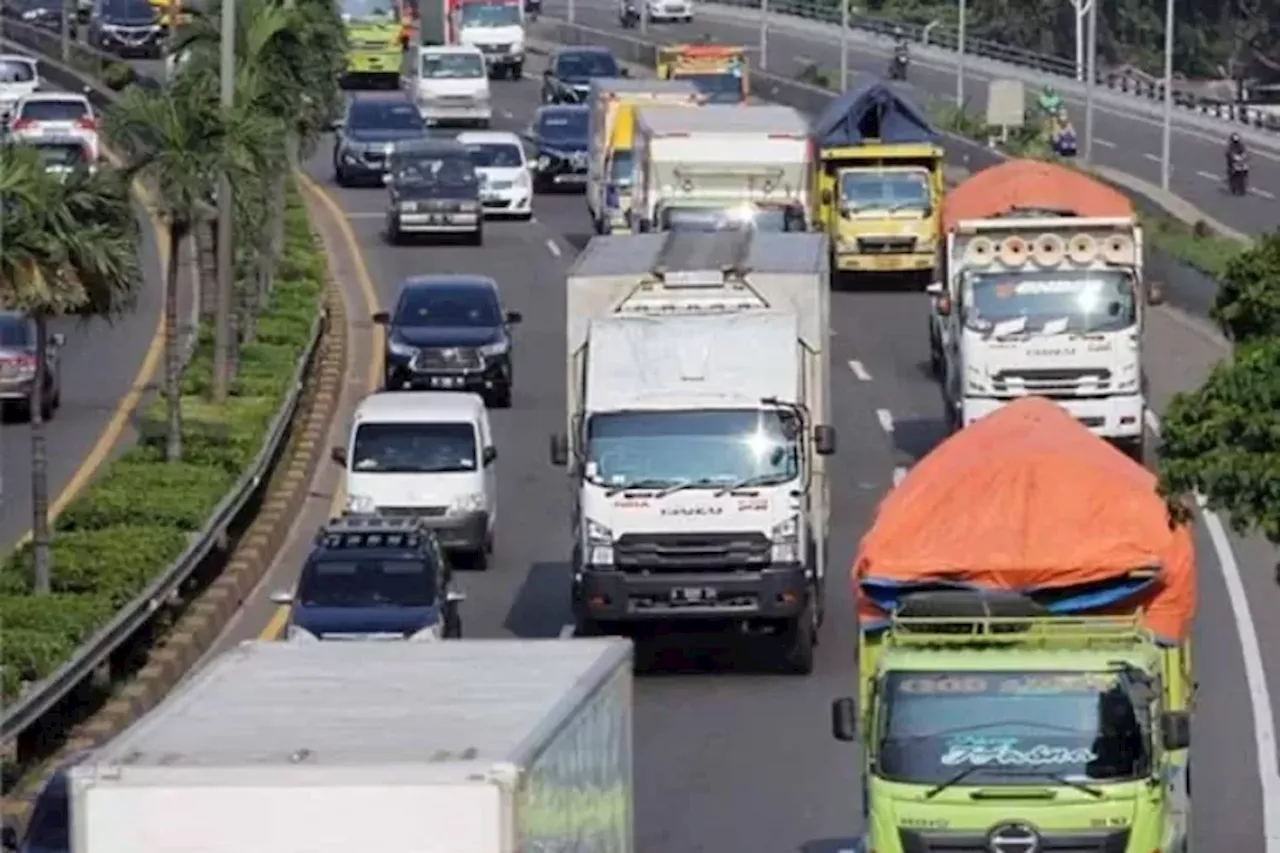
[670,587,717,603]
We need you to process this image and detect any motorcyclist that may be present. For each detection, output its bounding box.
[890,25,909,78]
[1226,132,1249,194]
[1037,85,1063,116]
[1226,132,1248,168]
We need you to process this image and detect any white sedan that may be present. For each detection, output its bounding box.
[7,92,101,162]
[0,55,40,121]
[458,130,533,220]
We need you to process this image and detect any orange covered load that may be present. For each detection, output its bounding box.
[941,158,1134,231]
[854,397,1196,644]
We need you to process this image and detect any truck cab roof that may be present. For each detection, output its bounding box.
[636,103,808,137]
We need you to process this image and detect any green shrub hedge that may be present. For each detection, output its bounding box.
[0,190,324,701]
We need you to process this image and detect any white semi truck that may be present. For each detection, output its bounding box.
[66,639,634,853]
[550,231,835,673]
[630,104,813,233]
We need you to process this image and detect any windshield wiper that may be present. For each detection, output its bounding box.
[604,478,673,497]
[713,473,788,496]
[993,769,1104,798]
[923,766,983,799]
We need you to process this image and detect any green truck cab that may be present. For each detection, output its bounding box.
[341,0,405,85]
[833,397,1196,853]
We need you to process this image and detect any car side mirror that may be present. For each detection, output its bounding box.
[831,697,857,742]
[269,589,294,606]
[620,67,630,77]
[330,446,348,466]
[550,433,569,466]
[483,446,498,465]
[329,117,345,131]
[813,424,836,455]
[820,188,833,206]
[1147,282,1165,305]
[542,67,553,77]
[372,311,390,325]
[926,283,952,317]
[50,332,66,347]
[446,589,467,603]
[1160,710,1191,750]
[505,310,523,324]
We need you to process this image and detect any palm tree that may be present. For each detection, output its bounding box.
[104,77,225,461]
[0,146,143,593]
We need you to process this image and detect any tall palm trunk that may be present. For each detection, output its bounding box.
[164,224,184,462]
[30,315,52,595]
[196,220,218,320]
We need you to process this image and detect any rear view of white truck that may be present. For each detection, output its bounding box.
[68,640,633,853]
[550,231,835,673]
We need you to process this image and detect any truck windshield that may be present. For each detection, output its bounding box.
[351,422,478,473]
[963,269,1137,336]
[458,2,520,26]
[677,71,744,103]
[659,204,805,232]
[585,408,800,490]
[609,150,634,187]
[341,0,394,19]
[877,671,1150,786]
[839,168,930,214]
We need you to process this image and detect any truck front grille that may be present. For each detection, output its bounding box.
[991,366,1113,397]
[857,236,916,254]
[379,506,448,518]
[614,532,771,572]
[899,828,1129,853]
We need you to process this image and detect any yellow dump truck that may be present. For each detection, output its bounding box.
[655,44,748,104]
[811,81,943,287]
[585,78,702,235]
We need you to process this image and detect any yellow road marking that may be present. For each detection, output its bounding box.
[9,149,167,550]
[258,171,383,641]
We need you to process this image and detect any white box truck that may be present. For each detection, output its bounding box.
[549,231,835,674]
[630,104,813,234]
[67,639,633,853]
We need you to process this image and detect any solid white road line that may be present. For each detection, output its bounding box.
[875,409,894,433]
[848,359,871,381]
[1093,137,1117,148]
[545,238,562,257]
[892,466,907,486]
[558,623,576,638]
[1143,152,1162,163]
[1251,187,1277,200]
[1195,169,1220,182]
[1144,408,1280,849]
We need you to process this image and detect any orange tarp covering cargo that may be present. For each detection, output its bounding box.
[853,397,1196,645]
[941,158,1134,231]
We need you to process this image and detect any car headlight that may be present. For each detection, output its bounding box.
[448,492,485,515]
[514,171,531,189]
[399,199,419,212]
[347,493,379,514]
[458,200,480,212]
[537,155,551,169]
[583,518,613,566]
[770,515,801,564]
[387,337,417,357]
[287,625,320,643]
[479,340,509,357]
[408,623,442,642]
[340,147,360,164]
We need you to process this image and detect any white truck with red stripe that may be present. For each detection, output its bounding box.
[630,104,813,234]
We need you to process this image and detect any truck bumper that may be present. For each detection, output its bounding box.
[835,251,936,273]
[963,394,1145,439]
[344,52,400,76]
[574,565,810,623]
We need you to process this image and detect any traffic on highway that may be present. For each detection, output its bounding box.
[4,0,1280,850]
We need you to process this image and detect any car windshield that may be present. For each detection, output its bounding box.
[349,100,425,132]
[459,1,520,26]
[466,142,523,168]
[23,773,70,850]
[659,204,804,233]
[0,315,32,347]
[877,671,1150,785]
[585,408,800,489]
[538,109,588,142]
[839,168,930,214]
[100,0,154,17]
[608,150,633,186]
[555,51,619,78]
[678,71,744,103]
[351,421,478,473]
[396,285,499,327]
[421,52,485,78]
[341,0,394,18]
[299,558,437,608]
[963,269,1138,336]
[390,153,477,187]
[19,99,88,121]
[0,60,36,83]
[34,142,88,167]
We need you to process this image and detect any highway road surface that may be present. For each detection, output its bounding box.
[0,57,166,556]
[550,0,1280,238]
[189,57,1280,852]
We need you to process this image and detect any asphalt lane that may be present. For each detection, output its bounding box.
[548,0,1280,235]
[0,73,165,556]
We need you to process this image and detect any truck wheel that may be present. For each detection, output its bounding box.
[779,603,817,675]
[444,607,462,639]
[510,61,524,79]
[1121,435,1145,463]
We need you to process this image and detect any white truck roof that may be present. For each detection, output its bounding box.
[77,639,631,784]
[636,104,809,137]
[591,78,700,97]
[586,312,799,412]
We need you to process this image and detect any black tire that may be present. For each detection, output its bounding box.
[510,62,524,79]
[468,226,484,247]
[488,384,512,408]
[444,606,462,638]
[1120,435,1145,463]
[387,222,402,245]
[779,602,817,675]
[334,166,349,187]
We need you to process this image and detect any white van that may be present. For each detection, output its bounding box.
[403,44,492,128]
[334,392,497,567]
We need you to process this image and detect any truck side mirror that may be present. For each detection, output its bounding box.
[926,282,952,316]
[831,697,857,742]
[550,433,569,466]
[2,825,19,852]
[813,424,836,456]
[330,446,348,466]
[372,311,390,325]
[1160,710,1191,750]
[483,446,498,465]
[820,188,833,206]
[620,67,631,77]
[1147,282,1165,305]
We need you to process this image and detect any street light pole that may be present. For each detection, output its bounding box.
[1068,0,1093,82]
[758,0,769,72]
[955,0,966,109]
[211,0,236,401]
[60,0,72,62]
[839,0,848,88]
[1159,0,1174,190]
[1082,0,1097,162]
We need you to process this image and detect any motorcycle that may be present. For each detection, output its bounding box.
[1227,152,1249,196]
[1051,126,1078,157]
[619,0,640,27]
[524,0,540,19]
[888,50,908,80]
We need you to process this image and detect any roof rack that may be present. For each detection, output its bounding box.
[885,611,1152,651]
[317,513,429,540]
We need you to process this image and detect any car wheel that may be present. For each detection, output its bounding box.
[488,384,512,409]
[468,225,484,247]
[334,165,349,187]
[386,222,402,245]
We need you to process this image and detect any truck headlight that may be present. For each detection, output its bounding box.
[584,518,613,566]
[1116,363,1139,392]
[965,365,986,394]
[347,493,379,514]
[287,625,319,643]
[448,492,485,515]
[770,515,801,564]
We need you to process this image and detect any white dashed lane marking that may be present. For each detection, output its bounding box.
[847,359,871,381]
[875,409,894,433]
[545,238,562,257]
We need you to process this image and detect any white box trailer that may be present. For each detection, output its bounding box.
[552,232,834,672]
[631,104,813,232]
[69,639,633,853]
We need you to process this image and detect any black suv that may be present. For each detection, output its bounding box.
[270,514,465,642]
[541,46,624,104]
[374,274,521,407]
[89,0,166,58]
[384,137,484,245]
[332,94,429,187]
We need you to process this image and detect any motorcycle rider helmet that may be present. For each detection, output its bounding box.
[1229,132,1241,145]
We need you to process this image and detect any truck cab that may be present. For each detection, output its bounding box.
[454,0,524,79]
[655,44,748,104]
[339,0,404,86]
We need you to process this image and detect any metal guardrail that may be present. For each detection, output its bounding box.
[0,24,324,744]
[690,0,1280,133]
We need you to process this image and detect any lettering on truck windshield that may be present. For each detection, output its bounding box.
[963,270,1137,336]
[876,671,1150,786]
